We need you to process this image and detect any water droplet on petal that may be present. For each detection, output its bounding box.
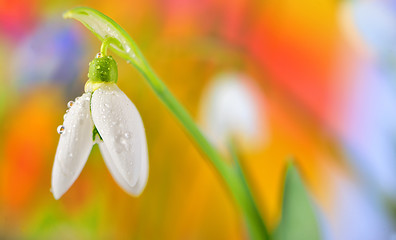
[104,103,110,108]
[96,52,102,58]
[124,133,130,138]
[67,101,74,108]
[57,125,65,134]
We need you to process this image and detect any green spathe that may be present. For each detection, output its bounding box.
[88,55,118,83]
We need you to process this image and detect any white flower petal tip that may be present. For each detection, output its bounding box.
[199,73,268,150]
[91,83,148,189]
[51,92,94,199]
[99,142,148,196]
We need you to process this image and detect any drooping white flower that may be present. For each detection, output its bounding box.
[51,55,148,199]
[199,72,268,150]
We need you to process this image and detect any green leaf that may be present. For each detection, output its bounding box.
[274,163,321,240]
[63,7,145,70]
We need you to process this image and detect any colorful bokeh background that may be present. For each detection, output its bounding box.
[1,0,396,239]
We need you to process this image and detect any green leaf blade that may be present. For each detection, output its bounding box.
[274,163,322,240]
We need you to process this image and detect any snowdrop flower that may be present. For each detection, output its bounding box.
[199,73,268,150]
[51,54,148,199]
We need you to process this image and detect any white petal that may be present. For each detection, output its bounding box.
[199,73,267,149]
[51,93,94,199]
[91,83,148,188]
[99,142,148,196]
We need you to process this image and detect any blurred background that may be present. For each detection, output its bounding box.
[1,0,396,239]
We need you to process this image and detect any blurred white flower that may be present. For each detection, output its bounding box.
[199,73,268,150]
[51,55,148,199]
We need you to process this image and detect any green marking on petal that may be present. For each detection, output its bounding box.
[92,126,103,141]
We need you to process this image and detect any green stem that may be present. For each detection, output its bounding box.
[100,37,118,56]
[229,142,270,239]
[121,41,270,239]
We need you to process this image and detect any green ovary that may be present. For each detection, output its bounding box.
[88,55,118,84]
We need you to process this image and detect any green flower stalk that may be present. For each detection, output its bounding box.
[62,7,269,240]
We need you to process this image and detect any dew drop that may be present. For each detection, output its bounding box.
[67,101,74,108]
[63,114,67,120]
[96,52,102,58]
[57,125,65,134]
[124,132,130,138]
[104,103,110,108]
[66,109,69,113]
[96,65,101,70]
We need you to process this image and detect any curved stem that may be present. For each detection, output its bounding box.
[132,54,270,240]
[100,37,118,56]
